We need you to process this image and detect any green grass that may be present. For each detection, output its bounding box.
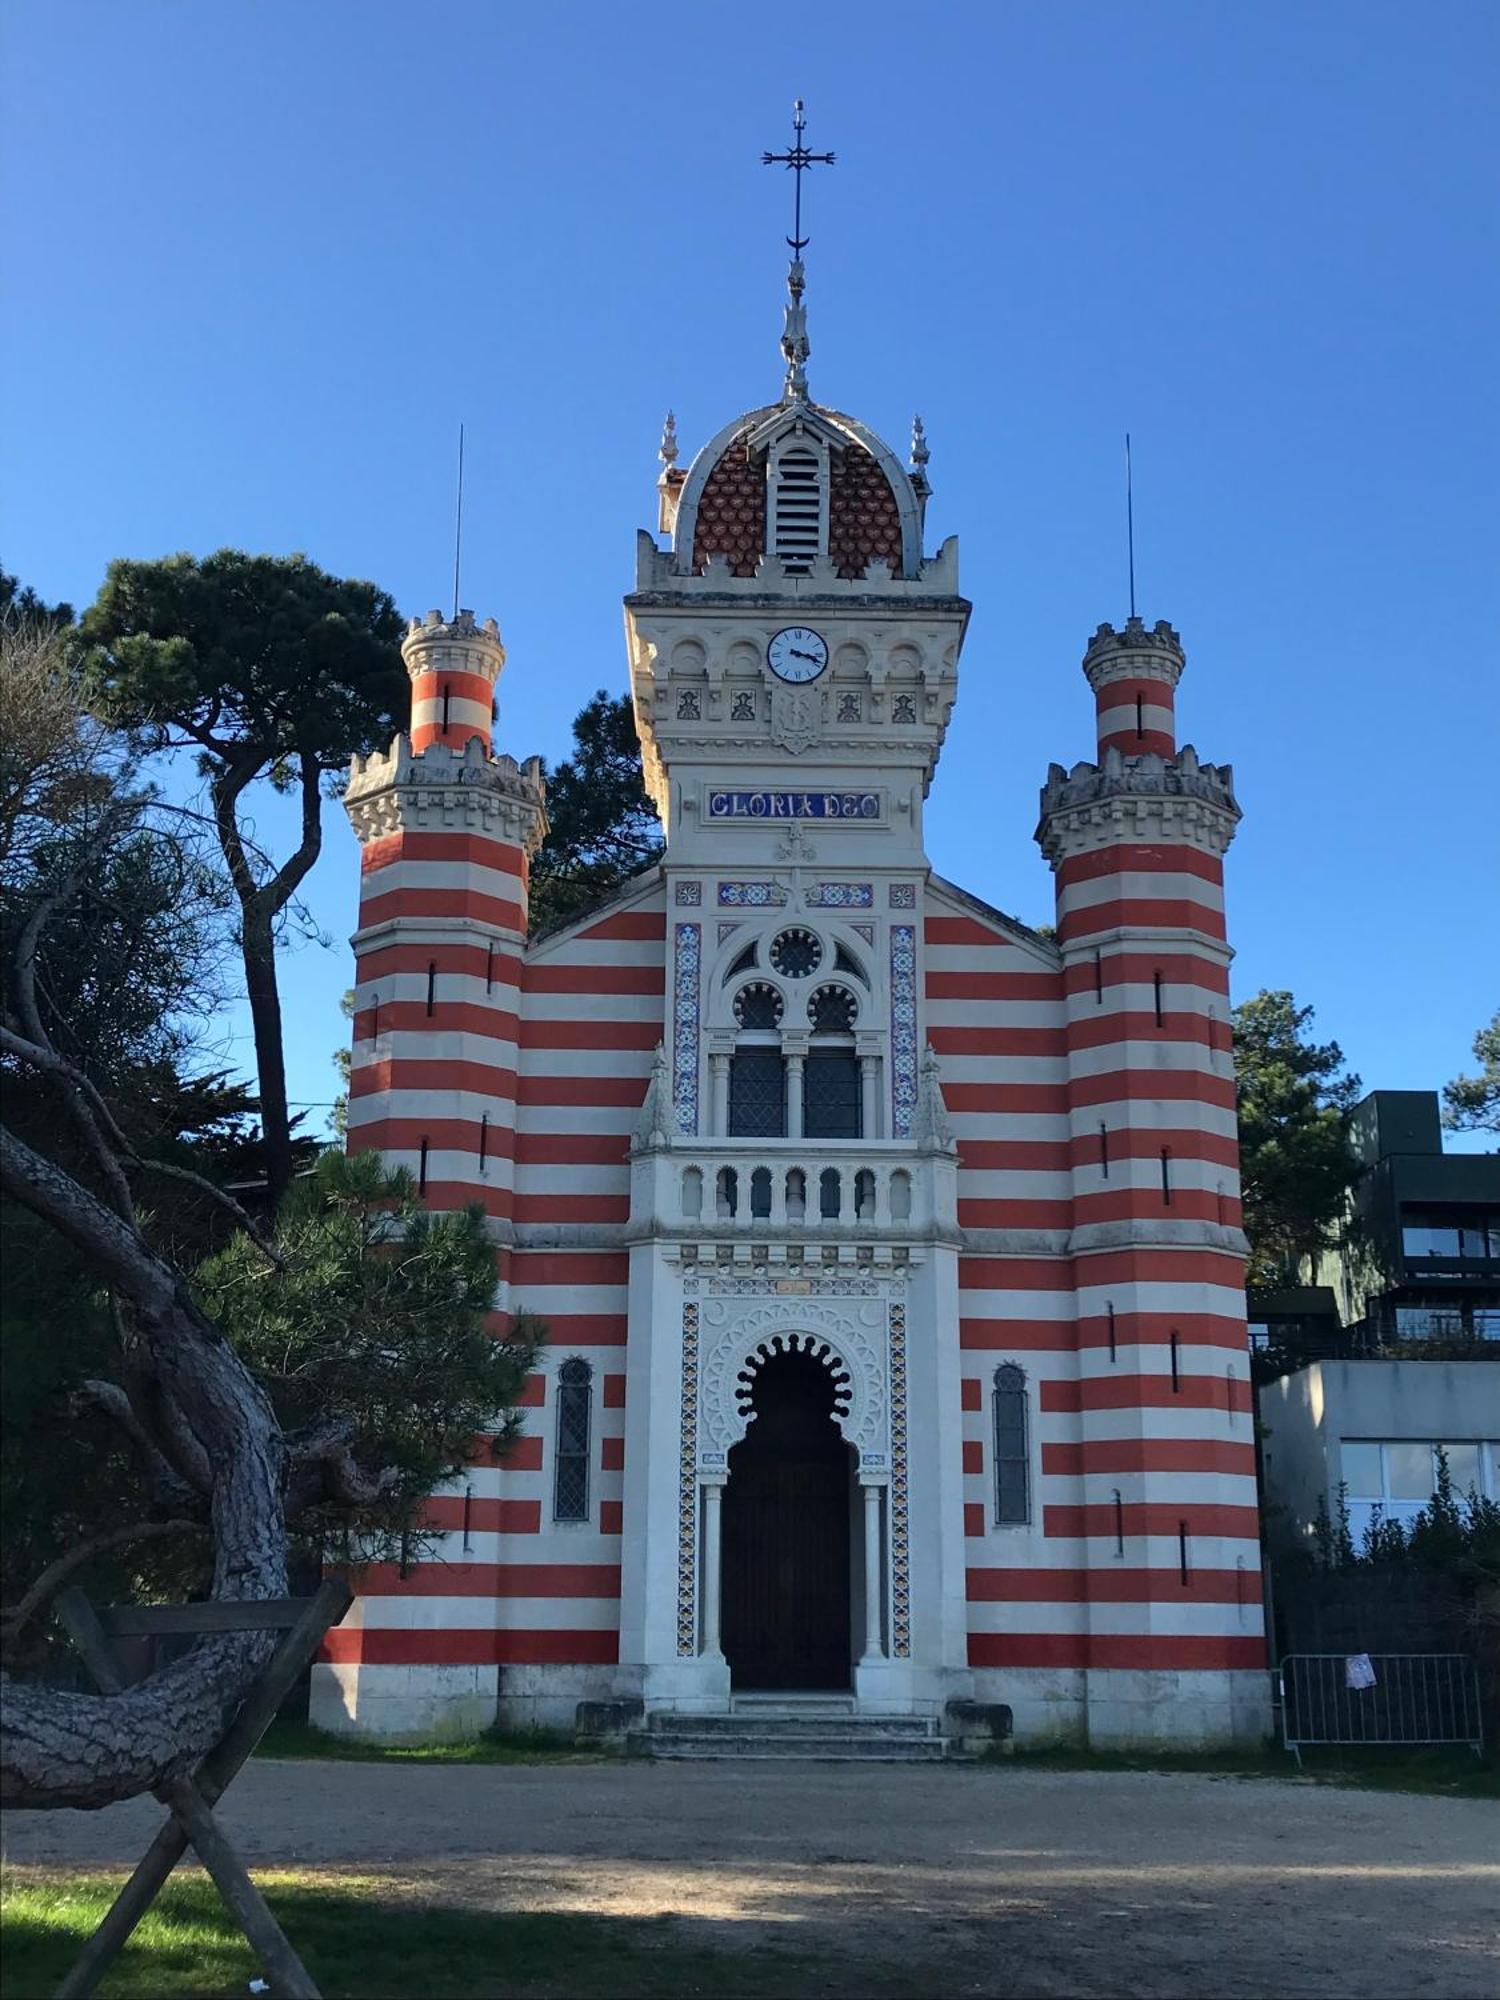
[253,1719,610,1764]
[983,1740,1500,1797]
[0,1871,925,2000]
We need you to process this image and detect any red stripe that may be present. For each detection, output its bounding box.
[959,1314,1251,1354]
[360,886,526,932]
[924,968,1061,999]
[1066,1126,1240,1167]
[967,1634,1265,1669]
[1044,1501,1259,1538]
[345,1117,514,1160]
[961,1439,983,1474]
[1064,1010,1217,1052]
[601,1437,625,1472]
[353,1562,621,1597]
[1042,1439,1256,1477]
[422,1497,540,1533]
[958,1199,1071,1229]
[967,1565,1260,1604]
[575,912,666,941]
[355,1001,521,1043]
[1093,677,1177,711]
[523,1313,628,1347]
[509,1252,630,1287]
[945,1083,1069,1115]
[961,1258,1075,1292]
[1067,1070,1236,1110]
[960,1377,983,1412]
[930,1025,1068,1057]
[1063,953,1229,998]
[1059,898,1226,943]
[351,1059,519,1101]
[1042,1375,1253,1414]
[360,829,522,875]
[517,1075,649,1108]
[1070,1246,1245,1285]
[960,1320,1079,1350]
[524,1020,661,1051]
[525,963,665,995]
[924,915,1042,950]
[408,667,497,701]
[602,1373,626,1408]
[355,942,520,986]
[600,1500,623,1534]
[322,1628,619,1667]
[1098,727,1175,757]
[514,1133,630,1166]
[502,1437,543,1471]
[1071,1190,1239,1228]
[1057,845,1222,887]
[965,1502,986,1537]
[514,1194,629,1224]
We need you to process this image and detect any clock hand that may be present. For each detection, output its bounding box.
[790,648,821,663]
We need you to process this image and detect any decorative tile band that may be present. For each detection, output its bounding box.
[806,882,874,909]
[718,881,781,907]
[888,883,917,908]
[889,923,917,1137]
[673,922,701,1135]
[676,1300,701,1656]
[888,1301,911,1658]
[674,880,702,906]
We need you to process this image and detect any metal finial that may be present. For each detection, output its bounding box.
[910,414,930,471]
[659,410,678,468]
[451,422,465,622]
[762,99,835,403]
[1125,432,1137,622]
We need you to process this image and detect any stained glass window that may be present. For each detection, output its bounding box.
[993,1363,1030,1526]
[554,1358,593,1523]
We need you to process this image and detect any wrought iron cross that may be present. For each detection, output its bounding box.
[762,99,835,256]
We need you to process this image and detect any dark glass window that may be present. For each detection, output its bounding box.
[808,984,858,1034]
[993,1363,1030,1526]
[729,1049,786,1136]
[805,1051,860,1139]
[770,927,822,978]
[733,981,783,1030]
[554,1358,592,1523]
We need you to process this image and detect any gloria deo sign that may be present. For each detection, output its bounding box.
[706,790,881,821]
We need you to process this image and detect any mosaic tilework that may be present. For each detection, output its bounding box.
[674,880,702,906]
[888,1301,911,1657]
[853,924,875,945]
[837,691,862,723]
[888,883,917,909]
[892,693,917,724]
[676,1299,701,1656]
[730,690,756,722]
[718,881,779,907]
[673,922,701,1135]
[807,882,874,909]
[717,922,741,946]
[677,689,701,720]
[889,924,918,1137]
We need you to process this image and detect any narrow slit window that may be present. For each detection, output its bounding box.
[1160,1147,1172,1204]
[1153,969,1164,1027]
[426,961,437,1017]
[486,943,496,993]
[553,1359,593,1523]
[442,682,452,733]
[418,1137,430,1193]
[479,1113,489,1169]
[1094,950,1104,1003]
[1113,1488,1125,1556]
[461,1485,473,1551]
[1107,1301,1118,1363]
[1178,1520,1191,1585]
[1099,1123,1110,1178]
[1170,1331,1181,1392]
[369,996,380,1041]
[993,1363,1030,1526]
[1135,693,1145,739]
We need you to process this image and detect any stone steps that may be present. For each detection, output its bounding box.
[630,1708,950,1763]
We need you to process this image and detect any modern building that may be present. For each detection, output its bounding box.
[1313,1090,1500,1348]
[1260,1360,1500,1549]
[311,244,1269,1751]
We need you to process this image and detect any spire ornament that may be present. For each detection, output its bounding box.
[658,410,678,469]
[762,100,835,403]
[909,414,932,503]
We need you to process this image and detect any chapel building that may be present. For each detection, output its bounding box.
[314,254,1269,1750]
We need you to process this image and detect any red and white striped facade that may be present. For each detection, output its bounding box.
[314,393,1269,1748]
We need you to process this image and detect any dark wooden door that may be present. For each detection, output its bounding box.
[721,1350,852,1691]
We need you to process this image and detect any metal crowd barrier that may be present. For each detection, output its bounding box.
[1279,1652,1484,1765]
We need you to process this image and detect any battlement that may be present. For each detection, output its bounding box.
[1035,743,1240,865]
[346,732,548,852]
[1082,616,1185,690]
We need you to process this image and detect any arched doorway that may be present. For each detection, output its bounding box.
[721,1346,854,1690]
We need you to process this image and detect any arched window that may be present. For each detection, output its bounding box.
[681,1166,703,1220]
[854,1168,876,1220]
[889,1169,912,1222]
[819,1167,842,1220]
[554,1359,593,1523]
[785,1167,807,1222]
[993,1363,1030,1526]
[715,1166,739,1219]
[750,1165,773,1219]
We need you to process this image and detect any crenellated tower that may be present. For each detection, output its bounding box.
[343,608,547,1247]
[1035,615,1262,1741]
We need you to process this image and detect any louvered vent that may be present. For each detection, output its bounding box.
[770,445,826,573]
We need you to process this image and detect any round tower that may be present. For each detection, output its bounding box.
[1082,616,1183,760]
[402,608,504,754]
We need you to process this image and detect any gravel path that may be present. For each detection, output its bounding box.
[5,1759,1497,1998]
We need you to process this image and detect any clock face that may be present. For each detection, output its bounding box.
[767,626,829,684]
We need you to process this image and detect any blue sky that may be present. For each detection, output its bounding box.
[3,0,1496,1143]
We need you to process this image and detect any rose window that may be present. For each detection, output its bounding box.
[769,927,822,979]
